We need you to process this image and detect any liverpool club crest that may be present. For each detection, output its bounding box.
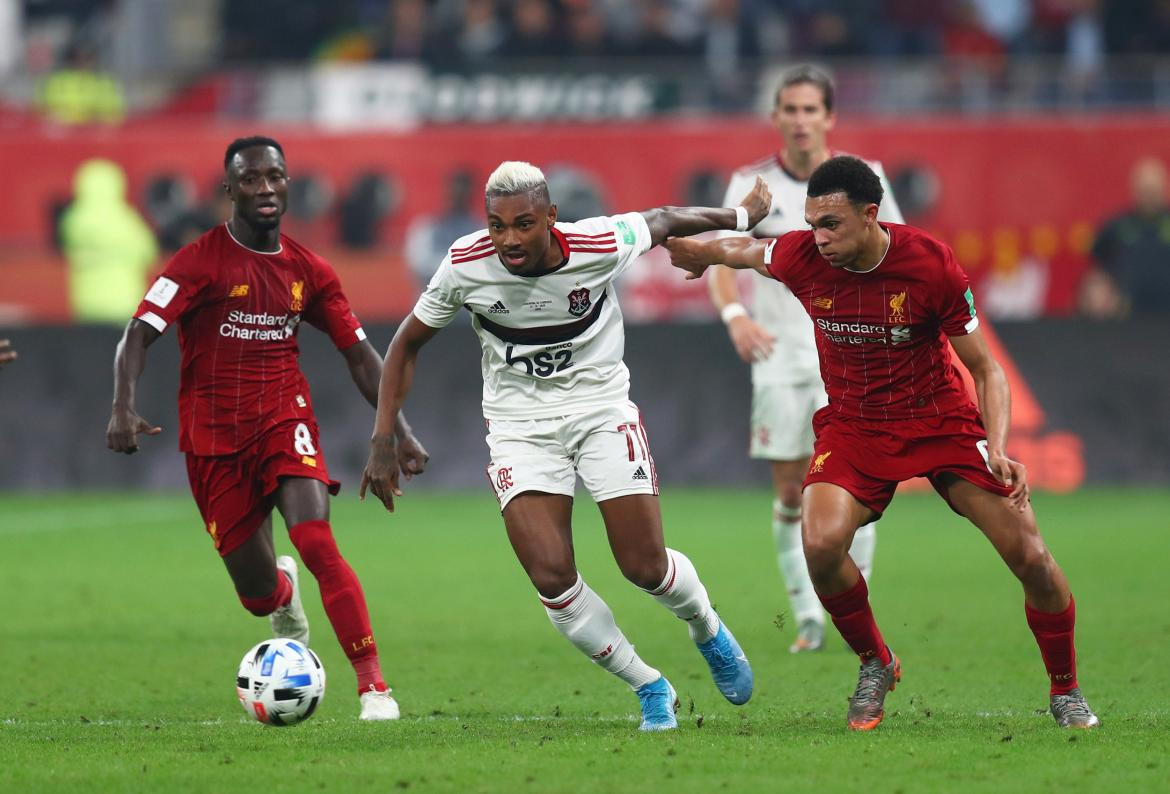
[567,287,591,317]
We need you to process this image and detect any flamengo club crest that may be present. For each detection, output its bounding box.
[567,286,591,317]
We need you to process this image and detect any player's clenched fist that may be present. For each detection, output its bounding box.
[360,433,403,512]
[396,433,430,480]
[106,406,162,454]
[738,175,773,228]
[664,237,712,280]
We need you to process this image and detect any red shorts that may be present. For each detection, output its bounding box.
[806,404,1014,519]
[185,419,340,557]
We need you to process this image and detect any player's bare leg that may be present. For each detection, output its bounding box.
[773,461,877,652]
[275,477,396,719]
[223,514,279,599]
[801,483,870,595]
[503,491,579,598]
[939,475,1068,610]
[222,513,309,649]
[803,483,899,730]
[597,493,667,590]
[599,494,753,705]
[504,491,675,730]
[940,475,1098,728]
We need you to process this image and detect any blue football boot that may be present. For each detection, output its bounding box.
[696,620,754,705]
[635,676,679,731]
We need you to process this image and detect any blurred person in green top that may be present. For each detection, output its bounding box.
[60,159,158,324]
[38,44,124,125]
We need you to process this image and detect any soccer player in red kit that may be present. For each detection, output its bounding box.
[107,137,428,720]
[665,156,1098,731]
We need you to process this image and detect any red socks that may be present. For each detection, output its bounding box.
[352,654,388,694]
[238,571,292,616]
[1025,597,1078,695]
[819,576,892,666]
[819,575,1078,695]
[289,519,386,694]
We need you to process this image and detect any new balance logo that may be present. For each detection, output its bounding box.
[488,301,509,314]
[632,466,648,480]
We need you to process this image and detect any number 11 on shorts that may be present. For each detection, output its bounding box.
[617,422,650,462]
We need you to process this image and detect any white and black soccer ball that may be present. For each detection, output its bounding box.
[236,638,326,726]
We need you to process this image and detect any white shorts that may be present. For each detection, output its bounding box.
[749,380,828,461]
[485,401,659,511]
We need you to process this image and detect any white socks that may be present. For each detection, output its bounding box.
[772,499,823,625]
[540,549,722,691]
[541,575,660,689]
[645,549,720,643]
[773,499,877,624]
[850,521,876,582]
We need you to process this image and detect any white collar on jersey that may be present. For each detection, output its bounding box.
[224,221,284,255]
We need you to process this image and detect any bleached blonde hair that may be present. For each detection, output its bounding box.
[485,161,549,202]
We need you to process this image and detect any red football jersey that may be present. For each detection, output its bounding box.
[766,223,980,421]
[134,224,365,455]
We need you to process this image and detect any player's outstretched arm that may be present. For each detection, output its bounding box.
[949,328,1028,511]
[342,339,429,479]
[641,176,772,248]
[107,319,163,454]
[360,314,439,512]
[664,236,773,281]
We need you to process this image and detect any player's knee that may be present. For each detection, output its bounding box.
[801,527,849,577]
[530,565,580,601]
[237,582,283,616]
[288,520,341,575]
[619,553,669,591]
[778,483,802,510]
[1011,538,1057,592]
[239,598,273,617]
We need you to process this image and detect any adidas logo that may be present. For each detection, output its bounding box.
[488,301,509,314]
[632,466,648,480]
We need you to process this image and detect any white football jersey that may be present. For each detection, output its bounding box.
[413,212,654,420]
[720,153,904,385]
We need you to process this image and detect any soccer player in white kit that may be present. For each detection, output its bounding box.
[361,162,771,731]
[708,66,905,654]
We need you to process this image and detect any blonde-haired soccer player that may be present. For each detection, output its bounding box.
[362,161,771,731]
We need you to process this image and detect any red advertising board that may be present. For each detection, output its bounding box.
[3,114,1169,324]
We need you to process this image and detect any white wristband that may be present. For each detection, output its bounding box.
[734,206,750,232]
[720,302,748,324]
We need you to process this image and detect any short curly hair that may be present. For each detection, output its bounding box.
[224,136,285,170]
[807,156,883,207]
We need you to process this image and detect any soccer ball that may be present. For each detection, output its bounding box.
[236,637,326,726]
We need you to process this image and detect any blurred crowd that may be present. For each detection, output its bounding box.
[24,0,1170,71]
[216,0,1167,67]
[17,0,1170,125]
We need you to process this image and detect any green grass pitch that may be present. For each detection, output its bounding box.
[1,487,1167,792]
